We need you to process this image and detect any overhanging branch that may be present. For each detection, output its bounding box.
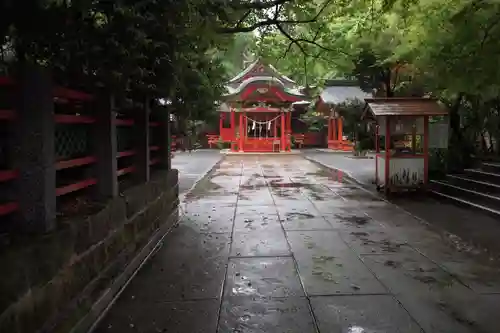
[218,0,333,34]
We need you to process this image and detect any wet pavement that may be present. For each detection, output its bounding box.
[304,150,375,186]
[172,150,222,194]
[94,155,500,333]
[305,150,500,259]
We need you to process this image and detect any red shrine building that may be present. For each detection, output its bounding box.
[217,59,309,153]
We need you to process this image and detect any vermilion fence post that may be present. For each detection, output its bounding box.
[15,64,56,231]
[93,93,118,199]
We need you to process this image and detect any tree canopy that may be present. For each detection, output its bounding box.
[1,0,500,159]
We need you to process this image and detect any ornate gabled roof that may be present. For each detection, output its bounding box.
[226,58,296,90]
[224,76,287,96]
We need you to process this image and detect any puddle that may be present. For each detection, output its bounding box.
[286,212,316,219]
[335,214,371,225]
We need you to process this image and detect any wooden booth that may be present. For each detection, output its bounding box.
[316,79,371,151]
[216,59,308,152]
[362,98,448,194]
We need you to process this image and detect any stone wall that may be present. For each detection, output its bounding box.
[0,169,179,333]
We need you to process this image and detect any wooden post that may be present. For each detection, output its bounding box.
[134,98,150,183]
[15,64,56,232]
[93,93,118,200]
[239,112,244,151]
[338,117,343,141]
[230,110,236,151]
[280,112,286,151]
[384,116,391,195]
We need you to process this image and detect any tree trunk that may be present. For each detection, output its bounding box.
[383,69,394,97]
[449,93,464,141]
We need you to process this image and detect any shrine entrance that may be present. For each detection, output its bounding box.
[216,59,307,153]
[236,107,291,152]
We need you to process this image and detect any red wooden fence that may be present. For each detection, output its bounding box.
[0,75,173,221]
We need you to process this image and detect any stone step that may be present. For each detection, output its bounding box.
[481,162,500,174]
[445,174,500,195]
[430,190,500,219]
[431,179,500,213]
[463,168,500,185]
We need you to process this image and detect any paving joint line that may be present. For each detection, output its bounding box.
[260,159,322,333]
[308,156,479,293]
[215,160,244,332]
[300,156,427,332]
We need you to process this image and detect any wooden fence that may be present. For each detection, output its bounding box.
[0,68,172,232]
[0,65,179,333]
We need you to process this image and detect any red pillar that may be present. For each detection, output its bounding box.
[239,112,244,151]
[280,112,285,151]
[230,111,236,151]
[338,117,343,141]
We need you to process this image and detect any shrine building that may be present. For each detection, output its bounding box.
[216,59,310,153]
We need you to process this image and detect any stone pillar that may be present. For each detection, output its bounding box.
[15,64,56,232]
[280,112,286,151]
[93,94,118,200]
[134,98,150,182]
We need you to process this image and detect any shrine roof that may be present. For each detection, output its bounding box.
[363,98,448,117]
[217,102,231,112]
[228,59,296,85]
[224,76,287,95]
[320,85,370,105]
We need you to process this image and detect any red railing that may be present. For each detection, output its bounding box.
[0,75,175,218]
[54,88,97,200]
[116,118,134,126]
[0,78,17,216]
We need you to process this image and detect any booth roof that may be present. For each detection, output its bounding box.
[363,98,448,117]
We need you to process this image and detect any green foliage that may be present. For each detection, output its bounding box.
[3,0,500,168]
[300,110,327,132]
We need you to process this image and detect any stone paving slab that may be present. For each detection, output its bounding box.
[218,297,316,333]
[225,257,304,298]
[172,150,222,194]
[94,154,500,333]
[287,230,387,295]
[311,295,423,333]
[96,299,220,333]
[116,226,230,302]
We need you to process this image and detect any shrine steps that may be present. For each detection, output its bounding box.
[430,162,500,218]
